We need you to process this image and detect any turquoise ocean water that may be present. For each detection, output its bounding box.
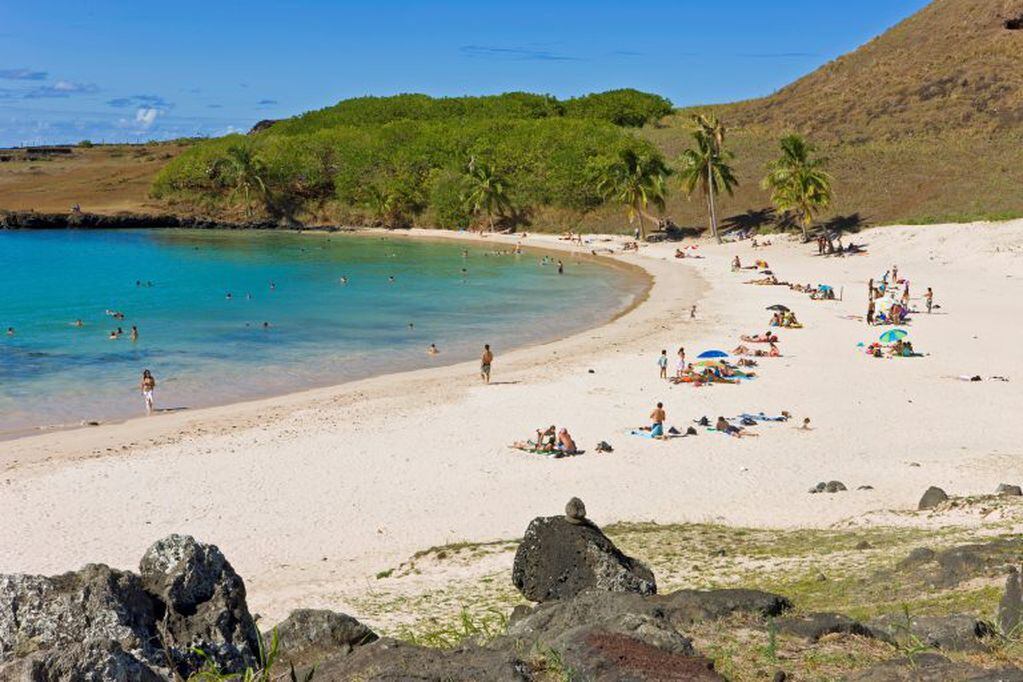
[0,230,642,436]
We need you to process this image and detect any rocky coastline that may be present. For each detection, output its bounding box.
[4,498,1023,680]
[0,210,338,231]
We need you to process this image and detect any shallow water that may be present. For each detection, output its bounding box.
[0,229,643,436]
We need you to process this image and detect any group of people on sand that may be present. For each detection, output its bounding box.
[512,424,578,455]
[770,311,802,328]
[865,264,934,325]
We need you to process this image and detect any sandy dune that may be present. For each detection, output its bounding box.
[2,221,1022,624]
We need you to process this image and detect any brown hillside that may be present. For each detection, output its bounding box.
[727,0,1023,140]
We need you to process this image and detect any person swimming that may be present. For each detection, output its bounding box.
[388,276,396,283]
[340,276,348,285]
[6,327,14,336]
[72,319,84,327]
[428,343,439,355]
[130,325,138,342]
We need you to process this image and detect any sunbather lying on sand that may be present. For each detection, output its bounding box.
[716,416,759,438]
[733,343,781,357]
[741,332,779,343]
[512,425,557,452]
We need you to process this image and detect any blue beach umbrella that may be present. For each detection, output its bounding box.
[697,350,729,359]
[879,329,908,344]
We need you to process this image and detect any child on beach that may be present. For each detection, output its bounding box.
[658,350,668,379]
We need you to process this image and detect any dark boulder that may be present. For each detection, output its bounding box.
[775,612,879,642]
[653,588,793,625]
[0,564,164,674]
[999,567,1023,635]
[268,608,377,672]
[314,637,531,681]
[496,589,695,658]
[867,613,994,652]
[0,640,167,682]
[552,628,724,681]
[139,534,260,674]
[512,505,655,602]
[997,483,1023,496]
[249,119,278,134]
[918,486,949,510]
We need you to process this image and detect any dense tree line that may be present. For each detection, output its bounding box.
[151,90,672,227]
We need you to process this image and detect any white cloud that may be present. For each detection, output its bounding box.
[135,107,159,127]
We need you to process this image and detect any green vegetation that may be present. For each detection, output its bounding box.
[676,114,738,242]
[762,134,833,241]
[152,90,672,228]
[591,146,670,238]
[189,628,313,682]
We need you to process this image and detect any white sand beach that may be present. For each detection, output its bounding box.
[2,221,1022,624]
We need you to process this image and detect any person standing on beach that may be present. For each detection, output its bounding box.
[676,347,686,379]
[650,402,666,438]
[867,299,875,325]
[925,287,934,313]
[658,350,668,379]
[480,344,493,384]
[140,369,156,415]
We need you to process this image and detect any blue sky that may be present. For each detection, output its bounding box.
[0,0,930,147]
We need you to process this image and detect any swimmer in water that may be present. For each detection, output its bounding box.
[262,321,271,328]
[226,292,232,300]
[269,281,276,290]
[340,276,348,285]
[72,319,84,327]
[130,325,139,342]
[6,327,13,336]
[408,322,414,330]
[427,343,439,355]
[388,276,396,283]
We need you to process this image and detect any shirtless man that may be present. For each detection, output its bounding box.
[480,344,494,383]
[650,402,666,438]
[556,428,578,454]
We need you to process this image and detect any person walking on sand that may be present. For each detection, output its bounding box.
[925,287,934,313]
[140,369,156,415]
[658,350,668,379]
[480,344,493,383]
[650,402,666,438]
[675,347,686,379]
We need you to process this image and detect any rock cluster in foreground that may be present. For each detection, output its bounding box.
[3,499,1023,680]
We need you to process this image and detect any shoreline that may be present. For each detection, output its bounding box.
[0,226,650,445]
[0,228,651,443]
[3,220,1022,626]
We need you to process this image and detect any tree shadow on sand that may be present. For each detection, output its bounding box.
[721,208,777,237]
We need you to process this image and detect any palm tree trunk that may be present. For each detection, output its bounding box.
[707,165,720,243]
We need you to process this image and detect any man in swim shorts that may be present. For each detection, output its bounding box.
[650,402,666,438]
[481,344,493,383]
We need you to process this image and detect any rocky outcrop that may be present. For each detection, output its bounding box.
[140,534,260,673]
[867,613,993,652]
[0,564,166,679]
[0,536,263,680]
[269,608,378,672]
[0,210,297,231]
[918,486,949,510]
[775,612,879,642]
[512,498,656,602]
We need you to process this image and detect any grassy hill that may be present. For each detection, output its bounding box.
[622,0,1023,234]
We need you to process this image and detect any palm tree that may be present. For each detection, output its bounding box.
[210,145,268,217]
[461,157,512,231]
[593,147,670,239]
[676,115,737,243]
[762,134,833,241]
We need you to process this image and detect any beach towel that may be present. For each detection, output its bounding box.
[738,412,789,423]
